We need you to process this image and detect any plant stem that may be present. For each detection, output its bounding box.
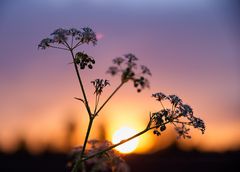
[72,41,83,49]
[81,120,170,162]
[82,128,148,162]
[70,49,92,116]
[48,45,69,51]
[159,101,166,110]
[95,82,124,116]
[70,49,94,172]
[72,118,94,172]
[93,94,98,114]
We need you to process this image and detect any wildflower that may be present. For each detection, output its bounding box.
[125,53,138,62]
[152,92,166,101]
[178,104,193,117]
[106,66,119,76]
[38,27,97,50]
[160,125,166,131]
[91,79,110,95]
[150,93,205,139]
[75,52,95,70]
[175,125,191,139]
[38,38,54,49]
[51,28,69,36]
[51,28,68,44]
[167,95,182,107]
[153,130,160,136]
[190,116,206,134]
[151,112,164,126]
[133,76,150,92]
[121,67,135,82]
[69,140,129,172]
[69,28,81,36]
[107,53,151,92]
[141,65,152,76]
[80,27,97,45]
[113,57,124,65]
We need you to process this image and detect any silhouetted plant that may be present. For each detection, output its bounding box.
[39,27,205,172]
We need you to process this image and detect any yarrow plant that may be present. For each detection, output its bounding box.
[39,27,205,172]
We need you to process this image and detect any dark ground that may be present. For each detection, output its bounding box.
[0,145,239,172]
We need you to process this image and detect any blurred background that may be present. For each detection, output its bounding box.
[0,0,239,171]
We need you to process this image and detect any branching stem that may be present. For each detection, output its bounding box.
[82,120,169,162]
[69,48,94,172]
[95,82,124,116]
[70,57,125,171]
[70,49,92,116]
[72,118,94,172]
[82,128,148,162]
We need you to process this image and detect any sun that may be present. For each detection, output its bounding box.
[112,127,139,154]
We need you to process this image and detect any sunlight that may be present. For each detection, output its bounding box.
[112,127,139,154]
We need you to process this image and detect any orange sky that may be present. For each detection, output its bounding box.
[0,0,239,154]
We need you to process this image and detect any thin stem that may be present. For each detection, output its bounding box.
[172,120,192,126]
[148,121,169,130]
[95,82,124,116]
[48,45,69,51]
[69,48,94,172]
[93,94,98,114]
[62,39,72,49]
[93,94,100,115]
[71,35,74,48]
[70,49,92,116]
[82,128,148,162]
[159,101,166,110]
[72,118,94,172]
[81,121,170,162]
[73,41,83,49]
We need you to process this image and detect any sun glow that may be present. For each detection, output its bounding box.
[112,127,139,154]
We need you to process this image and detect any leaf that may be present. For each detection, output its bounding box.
[74,97,85,103]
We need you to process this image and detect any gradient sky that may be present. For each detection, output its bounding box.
[0,0,239,153]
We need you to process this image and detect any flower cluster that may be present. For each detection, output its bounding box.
[152,92,166,101]
[150,92,205,139]
[107,53,151,92]
[175,125,191,139]
[75,52,95,70]
[91,79,110,95]
[38,27,97,50]
[69,140,129,172]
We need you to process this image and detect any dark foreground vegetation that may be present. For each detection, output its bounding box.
[1,144,239,172]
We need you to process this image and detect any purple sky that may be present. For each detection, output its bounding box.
[0,0,239,153]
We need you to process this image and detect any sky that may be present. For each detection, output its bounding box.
[0,0,239,154]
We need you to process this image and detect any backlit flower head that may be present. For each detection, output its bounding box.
[179,104,193,117]
[38,27,97,50]
[150,93,206,139]
[74,52,95,70]
[167,95,182,107]
[80,27,97,45]
[175,125,191,139]
[152,92,166,101]
[69,140,129,172]
[107,53,151,92]
[91,79,110,95]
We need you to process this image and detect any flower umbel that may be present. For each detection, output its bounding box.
[149,93,206,139]
[69,140,129,172]
[152,92,166,101]
[75,52,95,70]
[107,53,151,92]
[91,79,110,95]
[38,27,97,50]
